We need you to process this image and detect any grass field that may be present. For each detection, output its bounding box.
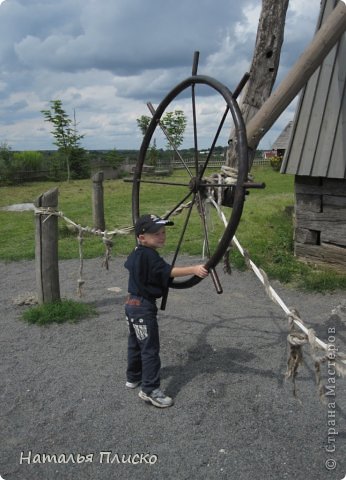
[1,166,345,292]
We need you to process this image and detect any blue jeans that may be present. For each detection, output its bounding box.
[125,296,160,394]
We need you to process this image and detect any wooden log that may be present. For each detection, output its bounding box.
[321,226,346,247]
[295,183,323,195]
[35,188,60,304]
[295,209,346,224]
[295,209,346,246]
[295,176,321,186]
[295,177,346,196]
[294,176,322,195]
[323,195,346,208]
[295,242,346,273]
[295,227,319,245]
[226,0,289,168]
[92,171,105,231]
[295,193,322,213]
[323,178,346,196]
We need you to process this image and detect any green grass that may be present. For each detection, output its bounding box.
[1,166,346,292]
[22,299,97,325]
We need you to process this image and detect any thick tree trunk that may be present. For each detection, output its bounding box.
[227,0,289,169]
[246,0,346,151]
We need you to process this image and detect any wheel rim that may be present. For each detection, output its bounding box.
[132,74,248,289]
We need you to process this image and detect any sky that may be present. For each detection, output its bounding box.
[0,0,322,152]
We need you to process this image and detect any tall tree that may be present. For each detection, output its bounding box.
[227,0,289,169]
[137,114,156,165]
[137,110,187,165]
[137,110,187,149]
[162,110,187,153]
[41,100,85,181]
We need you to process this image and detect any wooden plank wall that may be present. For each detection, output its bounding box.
[294,175,346,272]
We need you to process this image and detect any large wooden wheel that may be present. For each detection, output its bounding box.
[131,53,257,301]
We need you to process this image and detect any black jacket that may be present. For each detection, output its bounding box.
[124,245,172,301]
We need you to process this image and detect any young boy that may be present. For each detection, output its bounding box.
[124,214,208,408]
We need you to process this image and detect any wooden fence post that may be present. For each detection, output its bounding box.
[35,187,60,304]
[92,171,105,231]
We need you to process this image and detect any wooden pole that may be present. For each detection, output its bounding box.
[246,0,346,152]
[35,187,60,304]
[92,171,106,231]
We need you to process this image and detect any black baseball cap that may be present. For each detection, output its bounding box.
[135,214,174,236]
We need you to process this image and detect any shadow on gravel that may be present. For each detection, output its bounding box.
[161,342,282,397]
[160,316,287,397]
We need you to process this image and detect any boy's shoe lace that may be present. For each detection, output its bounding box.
[139,388,173,408]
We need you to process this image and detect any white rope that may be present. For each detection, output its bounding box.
[34,206,134,295]
[208,196,346,365]
[34,207,134,236]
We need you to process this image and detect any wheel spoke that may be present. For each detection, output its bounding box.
[130,178,189,187]
[147,102,193,178]
[162,190,193,220]
[171,193,197,268]
[197,192,211,258]
[191,84,199,174]
[126,178,238,188]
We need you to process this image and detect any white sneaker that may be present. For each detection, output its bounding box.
[138,388,173,408]
[126,381,141,389]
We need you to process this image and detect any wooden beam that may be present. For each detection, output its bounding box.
[295,242,346,272]
[92,171,106,231]
[246,1,346,150]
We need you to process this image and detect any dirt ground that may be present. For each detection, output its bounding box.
[0,256,345,480]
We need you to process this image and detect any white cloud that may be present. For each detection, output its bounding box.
[0,0,322,151]
[234,2,261,41]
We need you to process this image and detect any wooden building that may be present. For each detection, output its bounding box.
[281,0,346,272]
[272,121,293,157]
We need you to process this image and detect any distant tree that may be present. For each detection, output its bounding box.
[105,148,124,169]
[148,138,158,166]
[162,110,187,153]
[136,110,187,165]
[41,100,86,181]
[0,142,13,184]
[136,115,151,136]
[136,115,157,165]
[0,141,12,164]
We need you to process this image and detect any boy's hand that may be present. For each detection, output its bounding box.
[193,265,209,278]
[170,264,209,279]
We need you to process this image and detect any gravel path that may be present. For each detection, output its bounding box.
[0,257,345,480]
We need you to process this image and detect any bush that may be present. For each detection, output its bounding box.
[0,148,87,184]
[0,148,50,184]
[269,155,283,171]
[12,151,44,171]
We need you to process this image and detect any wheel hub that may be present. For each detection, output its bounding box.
[189,176,207,194]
